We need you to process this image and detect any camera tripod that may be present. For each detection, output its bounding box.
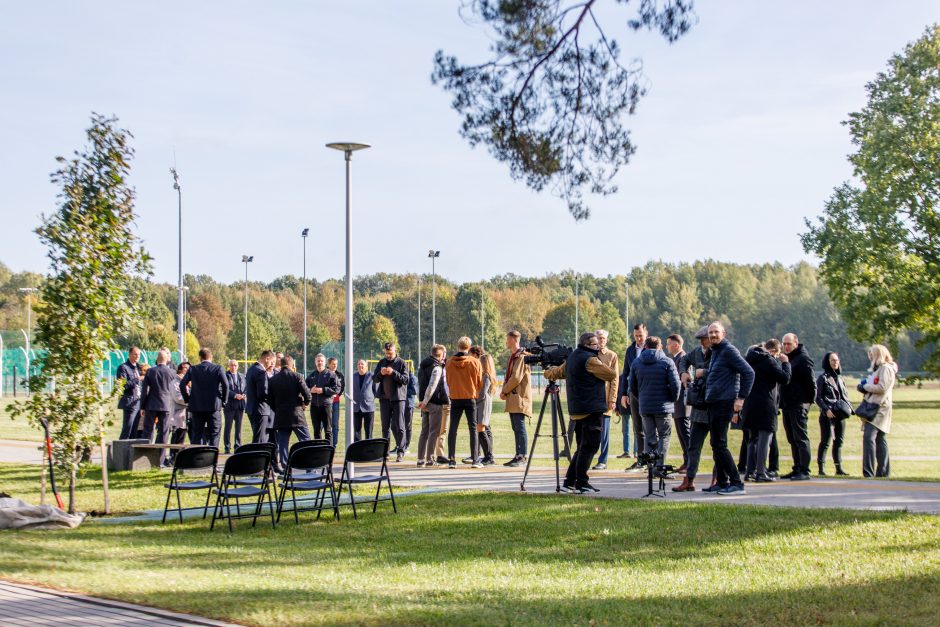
[641,456,675,498]
[520,379,572,492]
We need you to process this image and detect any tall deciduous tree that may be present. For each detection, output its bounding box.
[10,114,151,513]
[432,0,695,219]
[802,26,940,372]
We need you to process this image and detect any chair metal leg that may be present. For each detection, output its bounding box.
[347,480,358,519]
[202,484,213,520]
[252,493,263,528]
[209,490,223,531]
[385,475,397,513]
[162,483,173,524]
[372,480,382,513]
[329,478,340,520]
[267,486,276,528]
[176,488,184,523]
[293,488,300,524]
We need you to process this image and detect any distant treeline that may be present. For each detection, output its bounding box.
[0,260,931,373]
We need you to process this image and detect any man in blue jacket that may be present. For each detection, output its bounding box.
[620,323,648,470]
[629,336,681,476]
[703,322,755,495]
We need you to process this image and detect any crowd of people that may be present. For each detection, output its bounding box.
[112,322,898,491]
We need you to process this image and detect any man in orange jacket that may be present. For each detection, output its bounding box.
[445,336,484,468]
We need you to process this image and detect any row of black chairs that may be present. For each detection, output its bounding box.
[161,438,397,531]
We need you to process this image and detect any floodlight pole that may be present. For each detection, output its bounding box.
[417,277,422,360]
[171,168,184,361]
[327,141,370,474]
[242,255,253,372]
[574,273,580,344]
[428,250,440,345]
[302,228,309,375]
[481,284,485,352]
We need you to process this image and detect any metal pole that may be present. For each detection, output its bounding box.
[20,330,29,393]
[243,257,252,372]
[574,274,580,344]
[302,229,309,375]
[172,168,183,361]
[0,334,4,398]
[417,277,421,359]
[481,284,485,352]
[431,255,437,345]
[343,151,355,462]
[625,281,630,335]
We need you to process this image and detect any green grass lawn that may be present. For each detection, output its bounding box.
[0,460,938,626]
[4,379,940,480]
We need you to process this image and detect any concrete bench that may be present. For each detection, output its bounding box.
[108,440,188,471]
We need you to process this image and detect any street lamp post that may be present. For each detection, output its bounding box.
[171,168,184,361]
[574,273,580,344]
[481,284,485,352]
[242,255,253,372]
[624,280,630,336]
[417,277,422,360]
[326,141,370,462]
[302,228,309,375]
[428,250,440,345]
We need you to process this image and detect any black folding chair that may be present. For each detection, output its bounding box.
[210,451,276,531]
[336,438,397,519]
[232,442,278,486]
[276,445,339,523]
[161,446,218,524]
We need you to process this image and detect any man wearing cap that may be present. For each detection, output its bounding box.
[374,342,411,461]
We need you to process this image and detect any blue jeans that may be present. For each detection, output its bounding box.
[275,426,311,470]
[619,411,632,455]
[331,400,340,446]
[509,413,528,457]
[597,415,611,464]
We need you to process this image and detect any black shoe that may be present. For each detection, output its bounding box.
[702,483,727,493]
[503,455,521,467]
[448,460,457,469]
[625,461,643,472]
[754,474,775,483]
[580,482,600,493]
[744,473,755,482]
[461,457,474,465]
[561,482,576,493]
[482,457,496,466]
[767,470,779,478]
[395,453,404,463]
[436,456,449,465]
[780,471,796,479]
[616,452,632,459]
[790,473,811,481]
[835,466,849,476]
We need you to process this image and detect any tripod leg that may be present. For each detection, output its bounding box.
[520,389,551,491]
[557,402,571,461]
[550,392,561,492]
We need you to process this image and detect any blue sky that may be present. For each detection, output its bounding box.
[1,1,938,285]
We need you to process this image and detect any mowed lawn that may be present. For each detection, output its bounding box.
[0,463,939,626]
[3,378,939,479]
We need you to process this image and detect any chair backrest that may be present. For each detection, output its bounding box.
[344,438,389,463]
[222,450,270,477]
[288,445,334,471]
[173,446,218,471]
[289,439,330,456]
[234,442,276,455]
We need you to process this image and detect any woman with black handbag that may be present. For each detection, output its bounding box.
[815,352,852,476]
[856,345,897,478]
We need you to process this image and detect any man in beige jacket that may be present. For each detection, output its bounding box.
[500,331,532,467]
[592,329,619,470]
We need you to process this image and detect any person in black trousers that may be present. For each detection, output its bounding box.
[139,349,179,442]
[742,339,791,482]
[179,347,229,447]
[327,357,344,446]
[374,342,411,461]
[223,359,247,453]
[306,353,340,442]
[245,350,275,443]
[116,347,142,440]
[268,355,312,471]
[545,332,617,493]
[816,351,850,476]
[702,322,754,495]
[780,333,817,480]
[620,324,649,470]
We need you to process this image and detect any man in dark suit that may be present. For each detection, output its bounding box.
[180,347,228,447]
[245,349,275,443]
[305,353,340,442]
[223,359,247,453]
[268,355,312,471]
[140,349,180,443]
[116,346,142,440]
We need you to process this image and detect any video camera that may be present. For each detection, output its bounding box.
[523,335,572,368]
[637,451,661,466]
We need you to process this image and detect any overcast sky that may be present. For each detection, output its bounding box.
[1,1,938,285]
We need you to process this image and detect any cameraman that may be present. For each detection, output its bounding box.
[544,332,617,493]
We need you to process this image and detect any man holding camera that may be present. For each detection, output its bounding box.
[545,332,618,493]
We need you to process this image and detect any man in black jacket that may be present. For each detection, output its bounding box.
[116,346,142,440]
[620,323,648,470]
[374,342,410,461]
[223,359,247,453]
[306,353,340,442]
[546,332,617,493]
[246,350,275,444]
[666,334,690,472]
[780,333,817,481]
[180,347,229,447]
[269,355,312,471]
[139,349,178,443]
[327,357,344,446]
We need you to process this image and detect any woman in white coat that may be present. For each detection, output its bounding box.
[857,345,896,478]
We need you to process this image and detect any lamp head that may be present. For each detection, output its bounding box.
[302,228,309,237]
[326,142,371,153]
[242,255,254,263]
[428,250,440,258]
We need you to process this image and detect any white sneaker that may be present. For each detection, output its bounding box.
[471,461,484,468]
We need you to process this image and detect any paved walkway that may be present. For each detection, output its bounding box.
[387,464,940,514]
[0,581,237,626]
